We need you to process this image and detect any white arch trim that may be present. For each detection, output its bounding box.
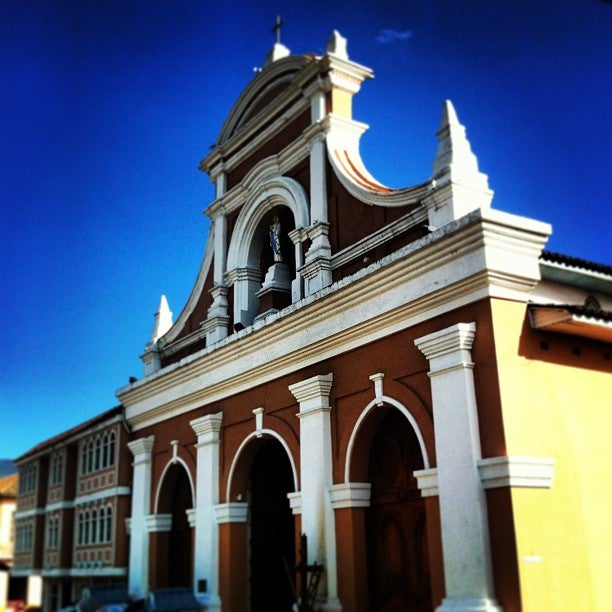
[153,456,196,514]
[344,395,431,483]
[226,176,310,272]
[225,428,299,502]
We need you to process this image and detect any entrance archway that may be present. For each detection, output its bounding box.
[156,464,193,588]
[366,409,431,611]
[248,438,295,611]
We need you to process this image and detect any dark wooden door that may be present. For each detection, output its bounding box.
[249,439,295,611]
[367,410,431,611]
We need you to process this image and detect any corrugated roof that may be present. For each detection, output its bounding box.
[541,251,612,276]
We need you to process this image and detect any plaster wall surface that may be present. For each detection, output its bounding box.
[491,298,612,611]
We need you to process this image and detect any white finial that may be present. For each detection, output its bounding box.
[432,100,485,183]
[424,100,493,227]
[326,30,349,60]
[263,16,290,67]
[148,294,173,345]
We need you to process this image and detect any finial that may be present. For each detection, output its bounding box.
[272,15,284,45]
[432,99,486,185]
[263,17,290,67]
[326,30,349,60]
[148,294,173,346]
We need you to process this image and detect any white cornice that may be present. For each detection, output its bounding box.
[45,501,74,512]
[478,456,555,489]
[118,209,550,431]
[74,486,131,506]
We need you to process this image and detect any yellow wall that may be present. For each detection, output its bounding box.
[491,299,612,611]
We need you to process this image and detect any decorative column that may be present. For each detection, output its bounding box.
[190,413,223,611]
[204,214,230,344]
[302,133,332,296]
[226,267,261,330]
[289,374,341,611]
[127,436,155,598]
[414,323,502,612]
[288,227,306,302]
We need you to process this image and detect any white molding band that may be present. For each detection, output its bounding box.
[214,502,249,524]
[478,456,555,489]
[415,457,555,497]
[145,514,172,533]
[287,491,302,515]
[414,468,439,498]
[329,483,371,509]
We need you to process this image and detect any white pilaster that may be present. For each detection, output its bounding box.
[213,214,227,285]
[127,436,155,599]
[190,412,223,611]
[414,323,502,612]
[289,374,341,611]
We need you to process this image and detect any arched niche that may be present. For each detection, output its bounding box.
[226,176,310,328]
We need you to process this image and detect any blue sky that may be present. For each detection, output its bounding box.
[1,0,610,459]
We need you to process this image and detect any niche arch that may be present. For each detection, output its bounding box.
[154,455,195,514]
[344,395,431,484]
[226,176,310,328]
[225,429,299,502]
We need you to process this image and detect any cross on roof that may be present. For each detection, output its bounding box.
[272,15,284,45]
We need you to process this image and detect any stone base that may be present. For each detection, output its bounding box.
[261,262,291,291]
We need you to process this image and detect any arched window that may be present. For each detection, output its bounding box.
[108,431,116,467]
[102,433,109,468]
[104,505,113,542]
[19,464,37,495]
[50,452,63,485]
[94,436,102,471]
[47,515,59,549]
[84,510,90,545]
[81,441,89,474]
[98,507,105,542]
[87,439,95,473]
[77,512,83,545]
[91,509,98,544]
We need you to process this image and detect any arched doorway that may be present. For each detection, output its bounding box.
[248,438,296,611]
[156,464,193,588]
[366,409,431,611]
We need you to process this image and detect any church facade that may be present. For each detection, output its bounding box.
[14,31,612,612]
[116,31,612,612]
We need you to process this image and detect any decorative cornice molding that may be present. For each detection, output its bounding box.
[414,468,439,497]
[145,513,172,532]
[478,456,555,489]
[190,412,223,444]
[74,487,131,506]
[214,502,249,524]
[119,209,550,431]
[330,483,371,509]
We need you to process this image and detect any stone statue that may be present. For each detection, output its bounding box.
[269,215,283,262]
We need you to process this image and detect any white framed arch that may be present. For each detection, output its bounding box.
[154,455,196,514]
[225,428,299,502]
[344,395,431,483]
[226,176,310,272]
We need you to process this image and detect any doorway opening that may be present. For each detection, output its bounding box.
[157,464,193,588]
[248,438,296,611]
[366,409,431,611]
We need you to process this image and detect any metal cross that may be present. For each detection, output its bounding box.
[272,15,284,45]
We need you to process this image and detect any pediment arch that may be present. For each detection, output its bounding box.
[217,55,312,146]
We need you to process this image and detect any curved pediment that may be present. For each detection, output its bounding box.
[216,55,313,146]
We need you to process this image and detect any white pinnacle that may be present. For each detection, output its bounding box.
[432,99,488,190]
[148,294,173,346]
[326,30,349,60]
